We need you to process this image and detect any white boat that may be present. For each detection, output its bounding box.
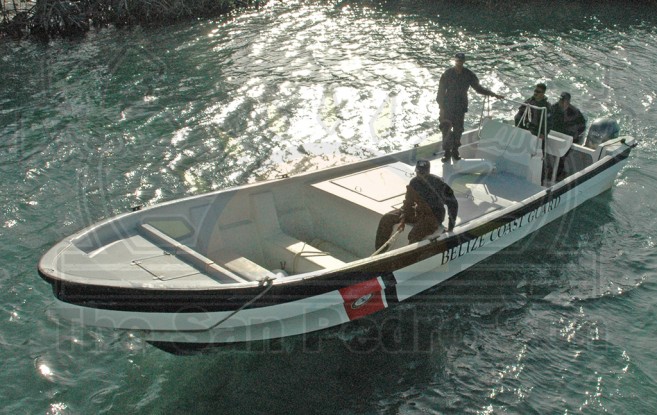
[38,104,636,354]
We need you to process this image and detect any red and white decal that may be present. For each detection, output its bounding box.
[338,277,388,321]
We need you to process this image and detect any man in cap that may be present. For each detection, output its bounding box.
[514,83,553,183]
[514,82,553,137]
[551,91,587,180]
[436,52,505,162]
[374,160,458,253]
[551,92,586,144]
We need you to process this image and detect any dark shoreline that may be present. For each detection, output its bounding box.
[0,0,264,40]
[2,0,657,41]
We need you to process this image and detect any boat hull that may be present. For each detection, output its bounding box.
[44,146,631,352]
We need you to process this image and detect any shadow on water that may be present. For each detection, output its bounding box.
[143,313,454,414]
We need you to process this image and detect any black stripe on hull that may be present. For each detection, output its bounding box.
[39,148,631,313]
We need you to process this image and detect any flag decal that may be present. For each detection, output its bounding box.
[351,293,373,309]
[339,277,388,321]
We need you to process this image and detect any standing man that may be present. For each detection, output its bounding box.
[515,83,553,183]
[436,52,505,162]
[551,91,587,180]
[551,92,586,144]
[514,83,552,138]
[375,160,458,253]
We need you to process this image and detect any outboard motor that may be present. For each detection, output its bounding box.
[585,117,620,149]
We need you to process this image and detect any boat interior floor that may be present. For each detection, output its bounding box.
[49,118,624,291]
[312,159,543,229]
[69,157,545,289]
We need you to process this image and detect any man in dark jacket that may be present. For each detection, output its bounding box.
[551,92,587,180]
[551,92,586,144]
[514,83,554,183]
[436,52,504,162]
[514,83,552,137]
[375,160,458,252]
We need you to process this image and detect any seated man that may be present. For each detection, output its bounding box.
[375,160,458,253]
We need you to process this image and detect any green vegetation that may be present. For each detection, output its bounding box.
[0,0,263,39]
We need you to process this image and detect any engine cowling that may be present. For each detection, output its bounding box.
[586,117,620,149]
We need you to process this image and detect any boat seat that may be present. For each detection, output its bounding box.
[264,232,347,274]
[212,249,279,282]
[546,131,574,157]
[445,158,496,186]
[545,131,574,184]
[452,158,496,175]
[476,119,543,185]
[309,238,360,263]
[250,191,346,274]
[139,223,248,284]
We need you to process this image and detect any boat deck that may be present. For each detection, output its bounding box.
[311,159,543,232]
[44,235,223,291]
[45,119,578,289]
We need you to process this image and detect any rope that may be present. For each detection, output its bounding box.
[517,102,532,128]
[200,276,276,332]
[503,97,548,157]
[371,228,403,257]
[292,243,331,274]
[477,95,491,139]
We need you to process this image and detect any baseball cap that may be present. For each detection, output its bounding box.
[416,159,430,173]
[560,92,571,101]
[454,52,466,61]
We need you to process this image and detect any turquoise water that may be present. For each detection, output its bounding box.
[2,1,657,413]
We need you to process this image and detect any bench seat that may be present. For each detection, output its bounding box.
[139,223,248,284]
[212,249,279,282]
[262,232,346,274]
[476,119,543,185]
[251,191,347,275]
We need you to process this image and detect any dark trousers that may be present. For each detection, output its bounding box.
[556,148,572,180]
[440,110,466,155]
[539,137,553,184]
[374,210,440,252]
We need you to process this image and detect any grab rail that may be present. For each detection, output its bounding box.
[502,98,549,157]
